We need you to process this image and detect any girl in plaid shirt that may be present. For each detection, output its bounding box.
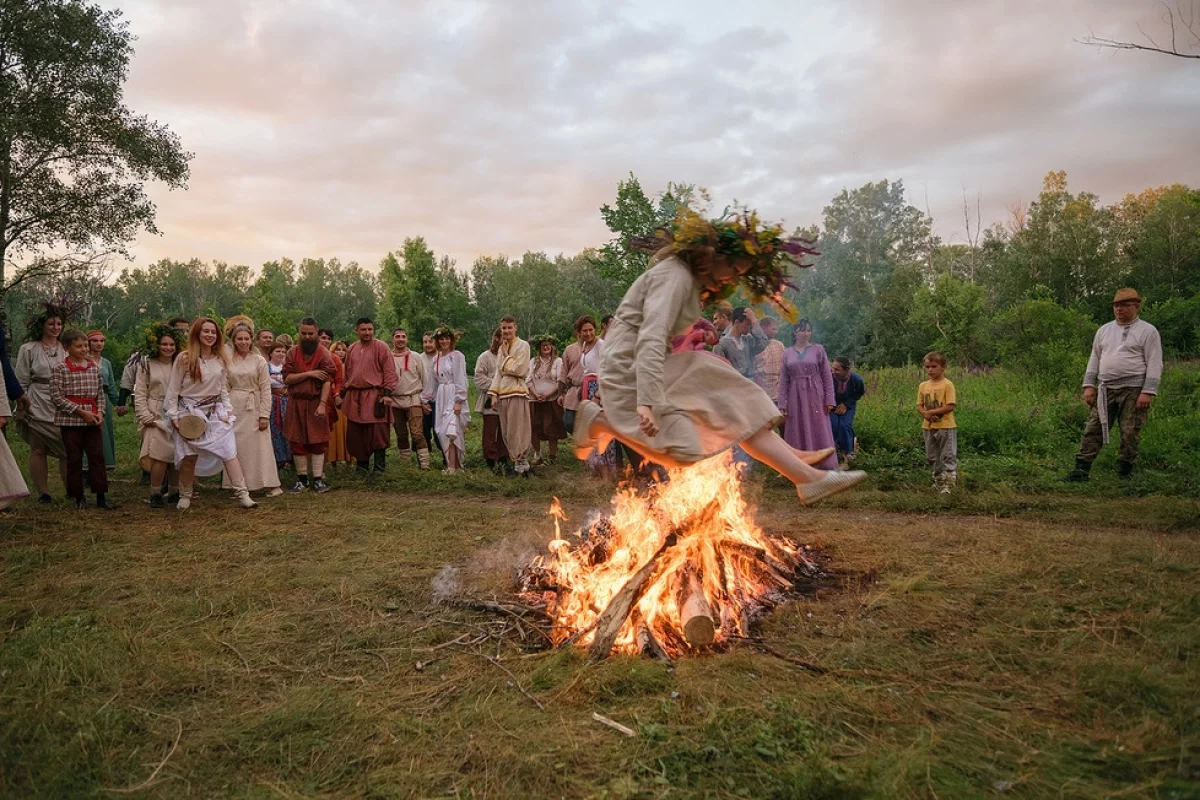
[50,329,116,509]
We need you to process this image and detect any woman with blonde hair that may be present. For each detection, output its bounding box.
[224,323,282,497]
[163,317,257,509]
[573,207,865,505]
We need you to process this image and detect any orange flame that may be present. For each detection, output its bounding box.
[524,453,813,656]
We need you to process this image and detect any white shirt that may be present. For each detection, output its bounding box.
[1083,318,1163,394]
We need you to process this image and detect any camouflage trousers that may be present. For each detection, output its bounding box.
[1076,385,1149,465]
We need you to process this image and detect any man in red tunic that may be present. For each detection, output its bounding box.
[283,318,337,492]
[342,317,398,472]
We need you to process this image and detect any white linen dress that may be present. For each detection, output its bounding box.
[0,380,30,508]
[222,353,280,491]
[164,354,238,477]
[575,256,781,467]
[423,350,470,462]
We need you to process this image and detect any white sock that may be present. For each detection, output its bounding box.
[293,455,309,478]
[310,453,325,479]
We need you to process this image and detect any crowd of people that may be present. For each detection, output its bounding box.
[0,208,1163,515]
[0,301,873,512]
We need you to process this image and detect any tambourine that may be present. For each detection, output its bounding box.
[176,413,208,441]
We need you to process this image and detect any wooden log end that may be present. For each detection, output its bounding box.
[682,614,716,646]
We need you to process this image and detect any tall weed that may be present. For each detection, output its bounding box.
[852,362,1199,495]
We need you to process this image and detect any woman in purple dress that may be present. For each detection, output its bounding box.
[778,320,837,470]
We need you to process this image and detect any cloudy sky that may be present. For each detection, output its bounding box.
[102,0,1200,273]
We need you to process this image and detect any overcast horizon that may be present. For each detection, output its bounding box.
[99,0,1200,275]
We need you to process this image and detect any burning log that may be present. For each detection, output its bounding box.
[631,608,671,664]
[679,570,716,646]
[520,454,825,660]
[588,500,720,661]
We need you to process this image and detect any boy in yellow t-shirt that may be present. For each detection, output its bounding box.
[917,351,957,493]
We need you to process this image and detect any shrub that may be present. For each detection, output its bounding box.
[987,298,1095,390]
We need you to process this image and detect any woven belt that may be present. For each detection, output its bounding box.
[66,395,98,413]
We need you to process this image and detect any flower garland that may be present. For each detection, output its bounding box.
[630,205,820,320]
[141,322,185,359]
[23,297,89,341]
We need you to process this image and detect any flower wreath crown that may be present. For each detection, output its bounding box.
[141,322,186,359]
[630,205,819,320]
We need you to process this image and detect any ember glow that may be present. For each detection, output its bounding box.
[522,454,817,658]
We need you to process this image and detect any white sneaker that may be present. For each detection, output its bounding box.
[796,470,867,505]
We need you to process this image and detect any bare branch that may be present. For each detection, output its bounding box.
[1077,1,1200,59]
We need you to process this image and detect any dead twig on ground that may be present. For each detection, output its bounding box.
[215,638,250,673]
[102,708,182,794]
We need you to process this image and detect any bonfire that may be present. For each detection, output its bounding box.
[520,454,822,660]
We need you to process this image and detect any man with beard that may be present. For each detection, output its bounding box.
[419,331,444,468]
[257,328,275,360]
[283,318,337,492]
[390,328,430,469]
[342,318,398,472]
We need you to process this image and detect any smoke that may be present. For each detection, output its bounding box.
[430,565,460,603]
[429,505,613,601]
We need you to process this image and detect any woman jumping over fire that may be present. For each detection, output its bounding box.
[573,206,867,504]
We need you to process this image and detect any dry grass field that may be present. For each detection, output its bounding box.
[1,450,1198,798]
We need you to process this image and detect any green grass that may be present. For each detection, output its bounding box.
[1,367,1198,797]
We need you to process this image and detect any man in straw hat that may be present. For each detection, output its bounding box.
[1061,288,1162,482]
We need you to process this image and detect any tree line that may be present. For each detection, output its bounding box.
[5,170,1198,389]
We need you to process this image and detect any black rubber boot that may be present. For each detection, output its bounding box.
[372,449,387,472]
[1060,459,1092,482]
[356,460,369,473]
[1117,460,1134,480]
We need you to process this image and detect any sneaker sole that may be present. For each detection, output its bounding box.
[797,471,868,506]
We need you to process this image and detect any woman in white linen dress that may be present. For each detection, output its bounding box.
[163,317,257,509]
[573,208,866,505]
[422,327,470,473]
[222,325,281,496]
[0,377,30,510]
